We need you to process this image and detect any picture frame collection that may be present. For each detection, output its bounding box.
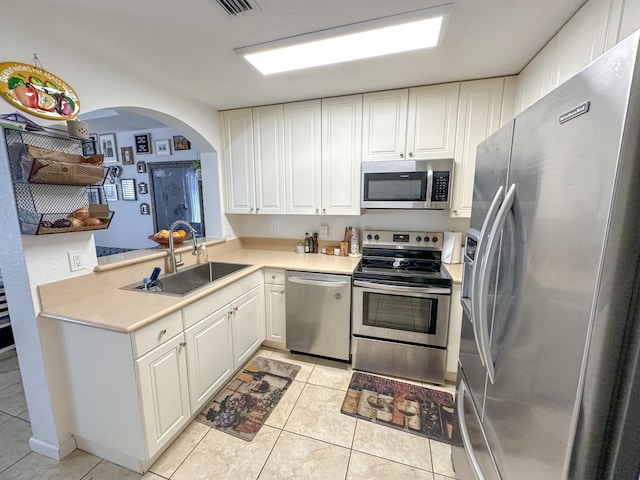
[89,130,192,215]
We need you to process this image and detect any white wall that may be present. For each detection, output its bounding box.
[0,39,223,459]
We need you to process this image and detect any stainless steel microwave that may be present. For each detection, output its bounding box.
[361,159,453,209]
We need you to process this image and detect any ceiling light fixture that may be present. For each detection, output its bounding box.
[236,4,452,75]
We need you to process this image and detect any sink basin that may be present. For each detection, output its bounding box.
[123,262,251,296]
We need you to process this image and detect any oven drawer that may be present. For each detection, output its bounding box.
[352,336,446,385]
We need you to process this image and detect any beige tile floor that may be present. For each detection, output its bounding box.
[0,347,459,479]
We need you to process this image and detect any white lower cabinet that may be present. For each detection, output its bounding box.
[54,270,264,473]
[136,332,190,459]
[231,285,264,368]
[184,304,233,414]
[264,268,286,349]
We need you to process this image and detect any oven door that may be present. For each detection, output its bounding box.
[352,280,450,347]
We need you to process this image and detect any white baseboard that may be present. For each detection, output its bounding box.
[29,434,77,460]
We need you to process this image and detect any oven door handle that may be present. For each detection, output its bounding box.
[353,280,451,295]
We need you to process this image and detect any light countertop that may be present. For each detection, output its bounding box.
[38,240,362,334]
[443,263,463,284]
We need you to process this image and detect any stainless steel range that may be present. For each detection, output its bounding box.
[352,230,452,385]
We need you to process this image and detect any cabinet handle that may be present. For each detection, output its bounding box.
[399,152,404,158]
[315,208,319,214]
[229,310,234,315]
[234,306,238,312]
[180,341,186,347]
[250,208,254,213]
[322,208,326,214]
[160,329,167,335]
[408,151,413,157]
[256,207,260,213]
[271,275,276,279]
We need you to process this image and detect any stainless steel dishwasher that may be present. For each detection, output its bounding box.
[285,270,351,361]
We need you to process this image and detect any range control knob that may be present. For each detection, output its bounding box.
[432,236,439,243]
[374,234,380,240]
[367,234,372,240]
[424,237,430,242]
[415,236,422,242]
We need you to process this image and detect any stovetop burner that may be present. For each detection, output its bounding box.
[353,230,452,287]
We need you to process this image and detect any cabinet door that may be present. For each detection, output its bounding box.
[321,95,363,215]
[406,83,460,160]
[362,89,408,161]
[231,285,265,369]
[451,78,504,218]
[222,109,256,213]
[136,333,190,458]
[284,100,322,214]
[264,283,286,346]
[184,305,234,414]
[253,105,286,214]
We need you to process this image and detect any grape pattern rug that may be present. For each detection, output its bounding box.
[196,357,300,441]
[340,372,462,446]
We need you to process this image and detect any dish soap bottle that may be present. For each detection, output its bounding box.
[304,233,310,253]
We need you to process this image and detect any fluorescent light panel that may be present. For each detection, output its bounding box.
[237,5,451,75]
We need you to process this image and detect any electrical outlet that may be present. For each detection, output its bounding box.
[319,225,329,238]
[270,225,277,236]
[68,251,85,272]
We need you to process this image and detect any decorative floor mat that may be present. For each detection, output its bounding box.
[196,356,300,441]
[341,371,461,446]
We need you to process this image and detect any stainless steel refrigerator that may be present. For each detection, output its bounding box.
[453,31,640,480]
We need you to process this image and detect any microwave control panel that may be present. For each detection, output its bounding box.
[431,171,450,202]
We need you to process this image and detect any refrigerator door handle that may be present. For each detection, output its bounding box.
[457,378,488,480]
[478,183,516,384]
[471,186,504,366]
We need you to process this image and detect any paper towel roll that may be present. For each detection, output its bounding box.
[443,231,462,264]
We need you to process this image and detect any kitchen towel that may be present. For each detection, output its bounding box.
[443,231,462,264]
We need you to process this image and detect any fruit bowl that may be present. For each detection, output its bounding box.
[148,233,191,246]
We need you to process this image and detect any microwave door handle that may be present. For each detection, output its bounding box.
[471,186,504,366]
[457,379,488,480]
[425,166,434,207]
[478,183,516,384]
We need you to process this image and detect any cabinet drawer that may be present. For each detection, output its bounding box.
[131,310,183,358]
[264,268,285,285]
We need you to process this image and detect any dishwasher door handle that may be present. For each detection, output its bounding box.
[287,276,349,288]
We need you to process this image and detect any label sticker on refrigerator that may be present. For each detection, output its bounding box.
[559,101,590,124]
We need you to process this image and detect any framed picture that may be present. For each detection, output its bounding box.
[155,139,171,156]
[99,133,118,163]
[104,183,118,202]
[121,178,137,201]
[136,161,147,173]
[82,139,97,156]
[89,133,99,151]
[138,182,148,194]
[134,133,151,154]
[173,135,191,151]
[121,146,134,165]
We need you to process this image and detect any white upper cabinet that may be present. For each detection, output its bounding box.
[222,106,286,214]
[253,105,286,214]
[222,109,255,213]
[451,78,505,218]
[362,89,408,161]
[362,84,460,162]
[284,100,322,215]
[321,94,363,215]
[406,83,460,160]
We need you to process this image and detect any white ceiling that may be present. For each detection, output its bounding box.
[4,0,586,131]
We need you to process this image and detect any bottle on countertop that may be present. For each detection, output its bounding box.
[304,233,310,253]
[313,233,318,254]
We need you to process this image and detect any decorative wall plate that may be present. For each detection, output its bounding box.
[0,61,80,120]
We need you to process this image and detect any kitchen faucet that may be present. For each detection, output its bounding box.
[168,220,198,273]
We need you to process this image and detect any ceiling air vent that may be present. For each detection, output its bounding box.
[216,0,253,16]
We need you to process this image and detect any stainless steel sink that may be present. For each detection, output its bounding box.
[123,262,251,296]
